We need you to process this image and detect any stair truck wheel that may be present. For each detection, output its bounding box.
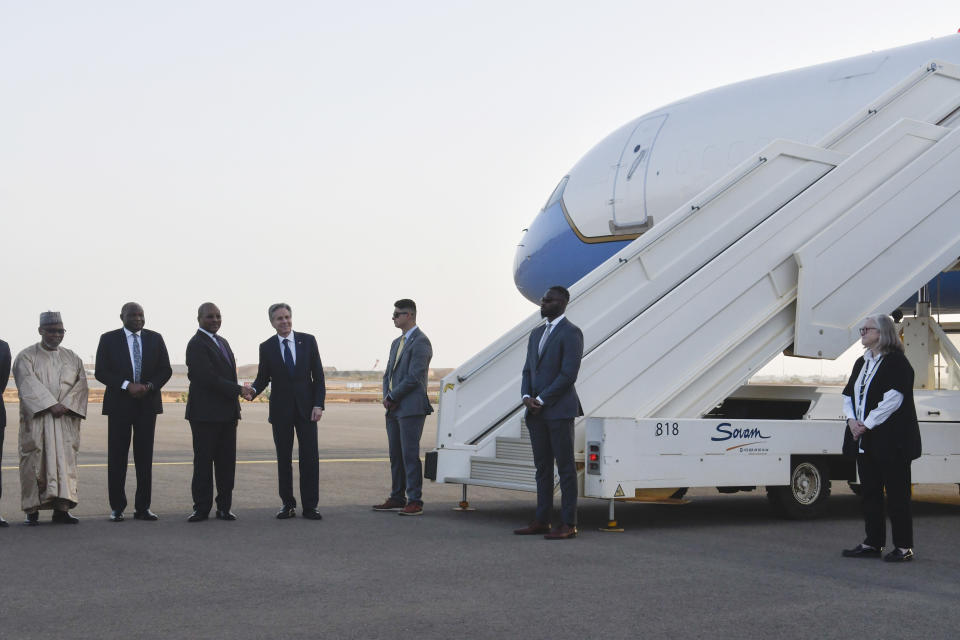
[767,458,831,519]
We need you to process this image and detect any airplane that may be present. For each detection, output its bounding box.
[514,32,960,309]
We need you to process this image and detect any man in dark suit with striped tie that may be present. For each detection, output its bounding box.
[246,303,326,520]
[95,303,172,522]
[185,302,245,522]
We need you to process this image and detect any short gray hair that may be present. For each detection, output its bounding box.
[268,303,291,320]
[863,313,903,354]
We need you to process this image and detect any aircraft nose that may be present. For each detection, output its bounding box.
[513,180,629,304]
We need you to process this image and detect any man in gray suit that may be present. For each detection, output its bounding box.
[514,286,584,539]
[373,299,433,516]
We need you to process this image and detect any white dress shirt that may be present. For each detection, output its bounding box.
[251,332,298,394]
[277,331,296,365]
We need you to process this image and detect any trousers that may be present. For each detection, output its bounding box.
[858,452,913,548]
[527,414,578,526]
[107,409,157,512]
[385,413,425,503]
[189,420,237,513]
[272,419,319,509]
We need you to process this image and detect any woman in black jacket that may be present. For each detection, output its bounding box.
[841,313,922,562]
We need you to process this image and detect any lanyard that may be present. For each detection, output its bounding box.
[856,355,883,421]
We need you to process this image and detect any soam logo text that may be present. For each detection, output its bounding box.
[710,423,771,442]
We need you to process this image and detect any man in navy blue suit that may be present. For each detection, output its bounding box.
[514,286,584,540]
[247,303,326,520]
[0,337,10,527]
[94,303,172,522]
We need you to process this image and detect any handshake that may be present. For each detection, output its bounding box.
[240,383,256,402]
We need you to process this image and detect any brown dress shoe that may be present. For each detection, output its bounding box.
[372,498,406,511]
[544,524,578,539]
[513,521,551,535]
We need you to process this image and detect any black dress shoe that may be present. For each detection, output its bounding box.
[215,510,238,521]
[51,510,80,524]
[301,508,323,520]
[109,510,125,522]
[187,510,209,522]
[841,543,882,558]
[133,510,159,521]
[884,548,915,562]
[24,512,39,526]
[276,505,297,520]
[0,515,9,527]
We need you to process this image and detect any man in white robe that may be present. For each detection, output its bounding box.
[13,311,88,525]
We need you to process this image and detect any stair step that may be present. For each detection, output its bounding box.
[496,437,533,461]
[444,477,537,493]
[470,456,542,486]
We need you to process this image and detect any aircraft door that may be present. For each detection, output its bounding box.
[610,114,668,233]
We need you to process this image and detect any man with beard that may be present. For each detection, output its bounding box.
[513,286,584,540]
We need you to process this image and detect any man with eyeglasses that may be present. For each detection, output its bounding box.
[12,312,88,525]
[373,299,433,516]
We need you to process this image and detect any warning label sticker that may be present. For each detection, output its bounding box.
[614,484,625,497]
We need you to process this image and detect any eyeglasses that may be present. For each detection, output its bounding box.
[41,328,66,335]
[859,327,877,336]
[392,311,410,319]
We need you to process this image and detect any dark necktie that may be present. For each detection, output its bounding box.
[132,333,142,383]
[283,338,295,377]
[214,335,231,363]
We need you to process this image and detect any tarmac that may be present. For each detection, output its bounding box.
[1,403,958,639]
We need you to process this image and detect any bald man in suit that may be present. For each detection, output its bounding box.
[184,302,245,522]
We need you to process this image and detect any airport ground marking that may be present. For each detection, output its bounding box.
[0,457,390,471]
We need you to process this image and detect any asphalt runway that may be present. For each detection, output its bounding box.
[1,403,959,639]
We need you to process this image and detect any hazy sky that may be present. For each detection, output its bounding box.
[2,2,957,371]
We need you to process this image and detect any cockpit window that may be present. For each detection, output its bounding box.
[543,175,569,211]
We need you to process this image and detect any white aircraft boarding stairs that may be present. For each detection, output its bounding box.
[425,61,960,504]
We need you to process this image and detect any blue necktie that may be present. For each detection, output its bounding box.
[283,338,295,377]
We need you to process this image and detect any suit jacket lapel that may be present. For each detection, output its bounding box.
[392,331,414,371]
[293,336,305,377]
[118,330,135,379]
[201,331,229,367]
[139,331,151,374]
